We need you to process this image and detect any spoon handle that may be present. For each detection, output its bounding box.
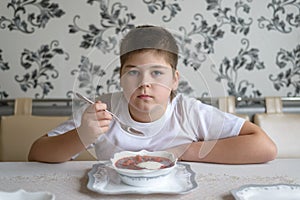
[75,93,95,104]
[75,92,124,123]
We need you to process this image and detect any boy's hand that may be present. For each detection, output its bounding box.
[77,101,112,147]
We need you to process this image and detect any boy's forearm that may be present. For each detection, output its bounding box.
[180,132,277,164]
[28,129,86,163]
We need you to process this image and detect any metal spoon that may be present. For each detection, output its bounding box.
[75,92,144,136]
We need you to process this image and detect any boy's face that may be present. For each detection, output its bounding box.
[120,51,179,122]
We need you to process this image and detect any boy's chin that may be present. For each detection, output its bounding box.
[131,103,166,115]
[130,105,154,114]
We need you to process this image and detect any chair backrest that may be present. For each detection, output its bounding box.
[0,98,94,161]
[254,97,300,158]
[218,96,250,120]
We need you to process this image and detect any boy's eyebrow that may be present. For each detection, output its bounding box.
[122,64,170,70]
[122,65,136,70]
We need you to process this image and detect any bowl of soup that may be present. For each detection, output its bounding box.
[110,150,177,187]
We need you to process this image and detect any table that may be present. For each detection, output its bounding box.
[0,159,299,200]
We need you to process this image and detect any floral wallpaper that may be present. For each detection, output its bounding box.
[0,0,299,100]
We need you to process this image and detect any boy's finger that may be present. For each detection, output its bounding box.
[85,103,96,113]
[96,110,113,120]
[94,101,107,111]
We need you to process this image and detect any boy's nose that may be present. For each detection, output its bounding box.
[138,74,152,87]
[139,82,151,88]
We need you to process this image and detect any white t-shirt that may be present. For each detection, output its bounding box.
[48,92,245,160]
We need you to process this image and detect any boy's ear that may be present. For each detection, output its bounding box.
[172,70,179,90]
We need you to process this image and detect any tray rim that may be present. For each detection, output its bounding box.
[87,161,198,195]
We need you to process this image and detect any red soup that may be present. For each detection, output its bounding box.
[115,155,174,170]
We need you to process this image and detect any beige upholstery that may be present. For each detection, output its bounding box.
[254,97,300,158]
[218,96,250,120]
[0,98,95,161]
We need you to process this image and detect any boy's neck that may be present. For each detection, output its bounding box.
[128,104,167,123]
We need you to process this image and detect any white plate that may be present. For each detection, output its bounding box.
[87,162,197,194]
[231,183,300,200]
[0,189,55,200]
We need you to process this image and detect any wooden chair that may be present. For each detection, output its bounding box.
[254,97,300,158]
[218,96,250,120]
[0,98,95,161]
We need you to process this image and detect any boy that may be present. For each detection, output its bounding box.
[28,25,277,163]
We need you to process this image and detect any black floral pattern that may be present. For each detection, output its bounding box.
[0,85,9,100]
[211,38,265,98]
[106,66,121,94]
[142,0,181,22]
[174,14,224,71]
[177,81,194,95]
[0,49,10,99]
[206,0,253,35]
[15,40,69,98]
[0,0,65,34]
[269,44,300,96]
[71,56,121,97]
[0,87,9,100]
[258,0,300,33]
[69,0,135,53]
[0,1,299,99]
[0,49,10,71]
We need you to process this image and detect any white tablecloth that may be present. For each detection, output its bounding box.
[0,159,299,200]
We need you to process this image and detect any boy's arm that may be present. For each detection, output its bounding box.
[28,101,112,163]
[28,129,85,163]
[180,121,277,164]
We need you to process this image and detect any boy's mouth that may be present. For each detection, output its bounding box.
[137,94,153,100]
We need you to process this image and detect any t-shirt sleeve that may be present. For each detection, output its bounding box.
[181,96,245,141]
[47,118,76,137]
[47,103,87,137]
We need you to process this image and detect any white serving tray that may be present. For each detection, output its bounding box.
[87,162,197,195]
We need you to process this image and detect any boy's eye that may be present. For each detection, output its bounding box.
[152,70,163,76]
[127,70,139,76]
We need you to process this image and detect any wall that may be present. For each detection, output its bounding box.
[0,0,299,100]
